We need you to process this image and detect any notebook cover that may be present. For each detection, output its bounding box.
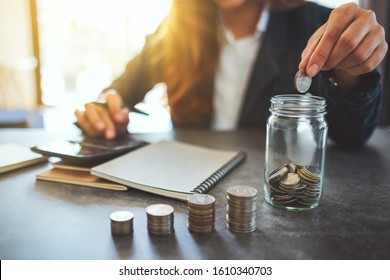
[91,140,245,201]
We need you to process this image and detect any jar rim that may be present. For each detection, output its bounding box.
[270,94,326,117]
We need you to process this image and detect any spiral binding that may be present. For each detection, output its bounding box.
[192,152,247,193]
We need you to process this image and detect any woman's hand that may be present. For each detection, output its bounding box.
[300,2,388,89]
[74,90,130,139]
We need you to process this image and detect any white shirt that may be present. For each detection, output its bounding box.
[211,8,269,130]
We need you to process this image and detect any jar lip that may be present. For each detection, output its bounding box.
[271,94,326,104]
[270,94,326,117]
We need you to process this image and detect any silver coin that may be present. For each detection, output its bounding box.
[294,70,312,93]
[227,186,258,198]
[110,211,134,222]
[280,173,300,187]
[268,165,288,184]
[146,204,174,216]
[188,194,215,206]
[287,163,297,173]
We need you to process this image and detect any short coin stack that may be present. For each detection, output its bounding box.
[187,194,215,233]
[226,186,258,233]
[110,210,134,235]
[268,163,322,207]
[146,204,174,235]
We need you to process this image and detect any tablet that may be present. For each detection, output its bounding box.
[31,137,148,163]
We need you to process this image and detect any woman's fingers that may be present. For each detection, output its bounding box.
[300,3,387,77]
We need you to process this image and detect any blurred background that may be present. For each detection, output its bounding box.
[0,0,388,133]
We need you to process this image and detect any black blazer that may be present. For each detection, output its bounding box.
[110,2,381,148]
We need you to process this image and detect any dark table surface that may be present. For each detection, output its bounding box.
[1,127,389,260]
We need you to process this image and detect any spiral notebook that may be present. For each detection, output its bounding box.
[0,143,47,174]
[91,140,246,201]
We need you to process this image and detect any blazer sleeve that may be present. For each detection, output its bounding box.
[105,33,160,109]
[314,70,382,148]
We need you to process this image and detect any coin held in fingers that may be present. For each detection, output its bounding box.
[294,70,312,93]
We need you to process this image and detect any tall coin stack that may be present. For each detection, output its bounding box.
[226,186,258,233]
[146,204,174,235]
[187,194,215,233]
[110,210,134,235]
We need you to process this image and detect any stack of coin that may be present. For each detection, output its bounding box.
[187,194,215,233]
[268,163,322,207]
[146,204,174,235]
[226,186,258,233]
[110,210,134,235]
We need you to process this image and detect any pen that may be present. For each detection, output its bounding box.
[91,101,149,116]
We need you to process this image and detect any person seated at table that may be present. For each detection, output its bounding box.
[74,0,388,148]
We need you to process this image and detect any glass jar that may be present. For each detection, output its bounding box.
[264,94,328,211]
